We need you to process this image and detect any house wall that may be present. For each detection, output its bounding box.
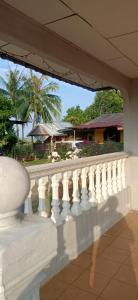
[120,130,124,143]
[95,128,105,143]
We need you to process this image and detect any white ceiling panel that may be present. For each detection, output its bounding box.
[47,15,121,61]
[106,57,138,78]
[1,44,29,56]
[4,0,72,24]
[110,32,138,65]
[63,0,138,38]
[27,54,70,74]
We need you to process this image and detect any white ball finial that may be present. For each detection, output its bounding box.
[0,157,30,229]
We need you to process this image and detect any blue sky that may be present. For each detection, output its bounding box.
[0,58,95,135]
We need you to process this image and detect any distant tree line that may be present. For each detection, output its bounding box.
[64,90,124,126]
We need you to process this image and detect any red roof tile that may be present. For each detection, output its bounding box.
[76,113,123,129]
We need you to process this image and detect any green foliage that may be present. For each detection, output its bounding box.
[64,90,124,125]
[18,71,61,127]
[12,143,50,161]
[84,90,123,121]
[12,143,34,159]
[64,105,86,125]
[0,68,25,138]
[56,144,71,160]
[34,150,48,160]
[0,93,17,149]
[78,141,124,158]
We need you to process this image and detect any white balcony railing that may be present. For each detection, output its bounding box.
[26,152,128,225]
[0,152,131,300]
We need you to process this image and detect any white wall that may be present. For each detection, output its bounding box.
[124,79,138,155]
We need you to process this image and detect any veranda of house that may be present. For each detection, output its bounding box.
[1,1,138,300]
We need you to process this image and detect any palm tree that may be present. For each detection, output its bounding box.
[18,71,61,128]
[0,67,25,139]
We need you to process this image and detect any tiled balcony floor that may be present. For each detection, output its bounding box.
[40,211,138,300]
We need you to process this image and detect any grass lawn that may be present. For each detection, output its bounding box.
[23,158,50,167]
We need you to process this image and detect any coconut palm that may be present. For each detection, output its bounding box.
[18,71,61,128]
[0,67,25,139]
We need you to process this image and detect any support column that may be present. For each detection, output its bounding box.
[124,79,138,209]
[124,79,138,155]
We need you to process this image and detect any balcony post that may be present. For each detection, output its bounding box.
[51,173,63,225]
[0,157,57,300]
[24,179,35,215]
[80,167,90,210]
[71,169,82,216]
[112,160,117,194]
[107,161,112,196]
[61,171,72,221]
[96,164,102,203]
[102,163,108,201]
[89,165,96,205]
[38,176,48,217]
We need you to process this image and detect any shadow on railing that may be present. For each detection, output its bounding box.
[19,152,131,298]
[25,152,128,223]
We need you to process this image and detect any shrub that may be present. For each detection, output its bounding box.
[78,141,124,158]
[56,144,70,160]
[12,143,34,160]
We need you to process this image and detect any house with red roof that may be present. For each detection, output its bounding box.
[76,113,124,144]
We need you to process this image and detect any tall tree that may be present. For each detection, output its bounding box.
[84,90,124,121]
[0,93,17,150]
[64,90,124,125]
[0,67,25,139]
[64,105,86,125]
[18,71,61,128]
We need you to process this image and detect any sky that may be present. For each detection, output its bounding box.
[0,58,95,136]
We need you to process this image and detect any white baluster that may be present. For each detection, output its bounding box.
[112,160,117,194]
[71,169,81,216]
[61,171,72,221]
[24,179,35,215]
[89,165,96,206]
[38,176,48,217]
[107,161,112,196]
[102,163,108,201]
[122,158,126,189]
[96,164,102,203]
[51,173,62,225]
[81,167,90,210]
[117,159,122,192]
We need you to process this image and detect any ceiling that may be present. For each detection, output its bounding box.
[0,0,138,91]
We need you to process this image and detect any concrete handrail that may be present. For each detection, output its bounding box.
[27,152,128,179]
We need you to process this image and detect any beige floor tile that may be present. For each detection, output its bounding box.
[115,265,138,287]
[120,228,138,241]
[73,269,110,295]
[40,278,68,300]
[73,252,92,269]
[100,245,129,263]
[124,252,138,268]
[123,212,138,224]
[57,263,83,284]
[41,212,138,300]
[105,220,127,237]
[88,256,121,278]
[110,236,138,252]
[101,279,138,300]
[86,235,114,256]
[58,286,97,300]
